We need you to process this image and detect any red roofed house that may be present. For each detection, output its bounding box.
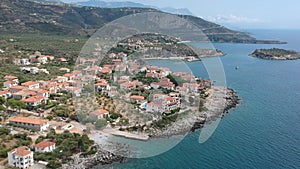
[100,68,112,74]
[130,95,145,103]
[0,90,11,99]
[8,146,34,169]
[22,96,47,107]
[146,102,164,113]
[120,82,136,90]
[9,117,49,131]
[35,141,56,153]
[3,75,19,83]
[12,90,36,100]
[66,87,82,97]
[183,83,201,93]
[21,81,40,89]
[95,83,111,91]
[58,57,67,62]
[9,86,27,94]
[63,73,75,80]
[90,109,109,119]
[3,80,17,88]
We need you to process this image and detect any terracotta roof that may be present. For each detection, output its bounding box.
[35,141,55,149]
[22,81,39,86]
[67,87,81,91]
[130,95,145,100]
[9,117,48,125]
[58,58,67,62]
[121,82,135,87]
[0,91,9,95]
[165,97,176,101]
[16,90,37,96]
[153,94,166,98]
[95,83,108,87]
[4,75,18,79]
[91,109,109,115]
[22,96,45,103]
[63,73,74,77]
[11,146,32,157]
[97,79,107,83]
[36,89,49,94]
[10,85,27,90]
[101,68,111,74]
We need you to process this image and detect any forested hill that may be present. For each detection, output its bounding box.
[0,0,284,43]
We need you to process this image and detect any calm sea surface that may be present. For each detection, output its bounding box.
[98,30,300,169]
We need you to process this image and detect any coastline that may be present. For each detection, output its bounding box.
[64,86,239,168]
[147,86,239,138]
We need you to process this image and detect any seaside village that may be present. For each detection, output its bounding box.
[0,47,211,168]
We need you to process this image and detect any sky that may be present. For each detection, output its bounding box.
[62,0,300,30]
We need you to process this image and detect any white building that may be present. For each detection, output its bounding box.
[9,117,49,131]
[8,146,34,169]
[35,141,56,153]
[90,109,110,119]
[21,81,40,89]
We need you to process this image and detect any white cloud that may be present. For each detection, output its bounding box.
[205,14,265,24]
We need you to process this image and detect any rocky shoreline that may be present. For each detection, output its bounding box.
[64,86,239,168]
[63,143,129,169]
[147,86,239,138]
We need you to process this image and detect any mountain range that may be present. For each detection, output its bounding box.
[73,0,194,16]
[0,0,284,43]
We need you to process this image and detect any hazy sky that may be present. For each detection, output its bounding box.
[63,0,300,29]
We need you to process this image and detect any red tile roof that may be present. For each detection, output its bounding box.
[22,81,39,86]
[63,73,74,77]
[101,68,111,74]
[22,96,45,103]
[10,117,48,125]
[0,91,9,95]
[95,83,108,87]
[35,141,55,149]
[130,95,145,100]
[91,109,109,115]
[4,75,18,79]
[11,146,32,157]
[10,85,27,90]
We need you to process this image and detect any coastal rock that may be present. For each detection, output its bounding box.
[63,144,128,169]
[148,86,239,138]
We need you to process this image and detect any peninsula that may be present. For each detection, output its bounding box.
[250,48,300,60]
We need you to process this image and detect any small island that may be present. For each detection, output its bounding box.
[250,48,300,60]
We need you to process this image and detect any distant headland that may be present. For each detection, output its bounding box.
[250,48,300,60]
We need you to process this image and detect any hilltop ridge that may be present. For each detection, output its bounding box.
[0,0,284,44]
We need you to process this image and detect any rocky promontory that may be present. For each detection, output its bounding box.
[250,48,300,60]
[147,86,239,137]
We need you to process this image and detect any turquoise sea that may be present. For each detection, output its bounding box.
[99,30,300,169]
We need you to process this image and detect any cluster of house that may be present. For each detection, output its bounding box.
[20,67,49,74]
[1,75,49,107]
[117,35,176,52]
[79,52,211,114]
[8,140,56,169]
[146,93,180,113]
[14,51,67,66]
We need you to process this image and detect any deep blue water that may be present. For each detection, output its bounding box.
[99,30,300,169]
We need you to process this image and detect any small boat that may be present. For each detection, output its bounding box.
[235,66,239,70]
